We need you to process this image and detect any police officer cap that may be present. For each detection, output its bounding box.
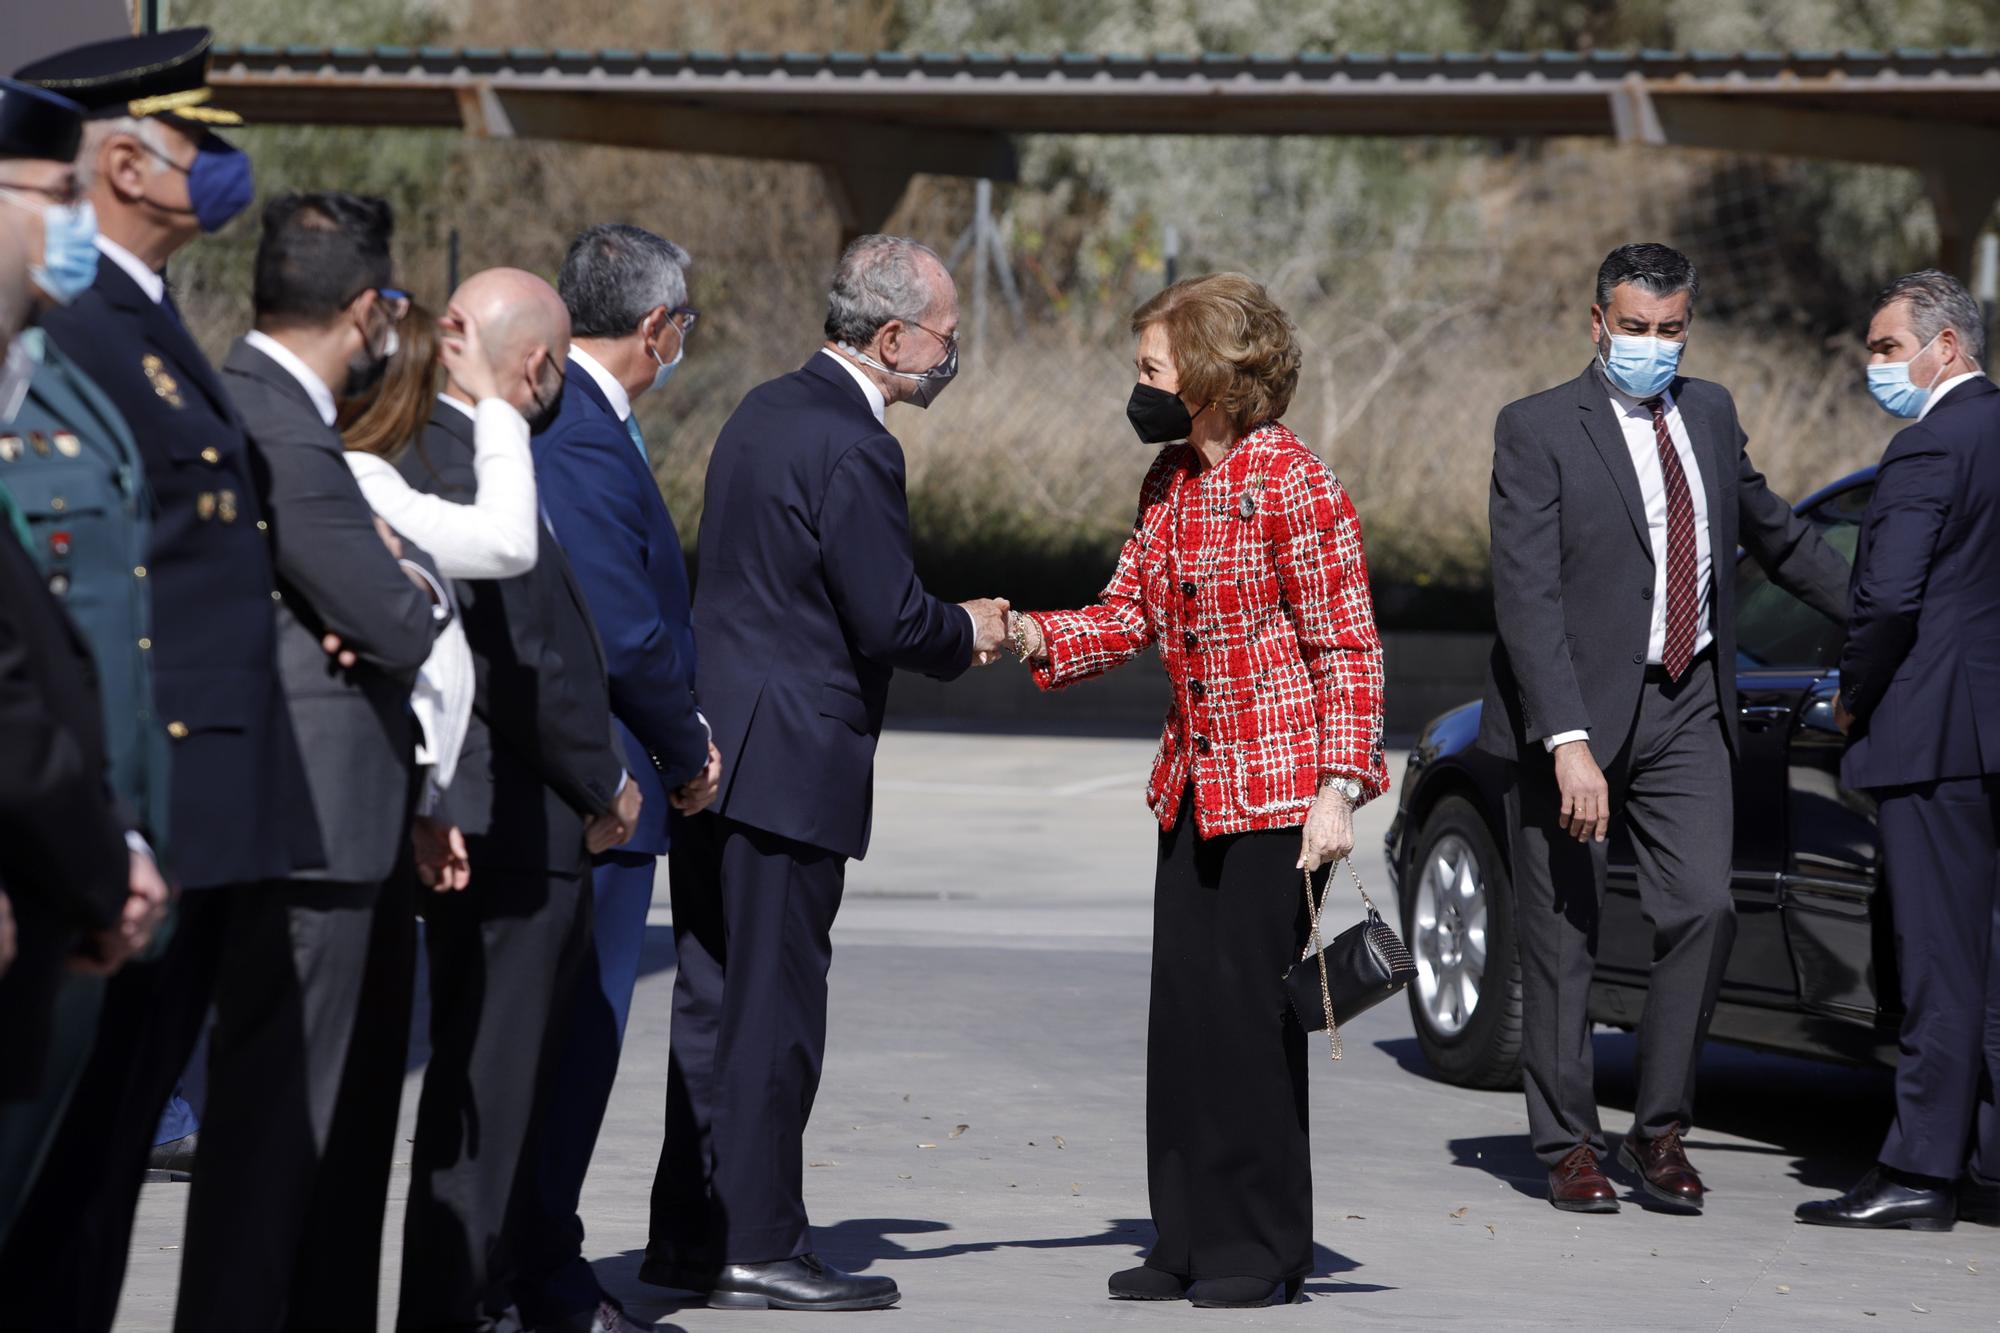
[0,78,84,162]
[14,26,243,128]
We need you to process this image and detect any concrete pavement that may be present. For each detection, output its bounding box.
[118,732,1996,1330]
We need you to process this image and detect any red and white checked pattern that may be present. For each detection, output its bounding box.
[1643,398,1698,679]
[1027,422,1389,837]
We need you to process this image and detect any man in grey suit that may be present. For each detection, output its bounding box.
[187,191,445,1333]
[1479,243,1848,1215]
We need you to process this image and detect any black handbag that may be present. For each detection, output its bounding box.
[1284,860,1417,1060]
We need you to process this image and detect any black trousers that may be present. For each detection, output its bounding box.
[397,863,590,1333]
[1508,657,1737,1166]
[1144,794,1315,1285]
[649,811,846,1267]
[1874,775,2000,1183]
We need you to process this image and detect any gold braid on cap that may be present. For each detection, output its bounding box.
[125,87,243,126]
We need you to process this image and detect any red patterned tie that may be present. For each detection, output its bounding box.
[1644,398,1698,680]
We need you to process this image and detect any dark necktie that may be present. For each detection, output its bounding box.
[1643,397,1698,680]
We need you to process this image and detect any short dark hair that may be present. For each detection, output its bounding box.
[1595,242,1700,310]
[557,223,690,338]
[1871,268,1987,364]
[252,191,394,323]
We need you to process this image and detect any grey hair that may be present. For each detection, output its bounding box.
[557,223,691,339]
[1595,242,1700,310]
[823,234,945,346]
[75,116,171,191]
[1872,268,1986,364]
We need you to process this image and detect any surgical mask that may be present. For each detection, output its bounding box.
[146,133,255,233]
[1126,382,1196,444]
[841,338,959,409]
[1598,332,1686,399]
[0,333,37,423]
[0,192,98,305]
[647,338,682,395]
[1866,332,1946,419]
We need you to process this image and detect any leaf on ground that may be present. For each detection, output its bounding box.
[1969,1263,1980,1274]
[1071,1182,1082,1195]
[1777,1285,1790,1295]
[1484,1224,1496,1237]
[902,1094,911,1102]
[1912,1304,1928,1314]
[1053,1135,1067,1149]
[1345,1214,1365,1220]
[896,1172,912,1180]
[918,1143,938,1150]
[1449,1206,1469,1218]
[950,1124,969,1138]
[808,1160,837,1168]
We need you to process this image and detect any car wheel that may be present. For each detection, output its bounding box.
[1401,794,1522,1090]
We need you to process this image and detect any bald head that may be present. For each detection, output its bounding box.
[446,266,570,417]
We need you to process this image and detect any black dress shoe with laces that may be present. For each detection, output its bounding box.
[707,1254,899,1311]
[1795,1167,1956,1231]
[1108,1265,1188,1301]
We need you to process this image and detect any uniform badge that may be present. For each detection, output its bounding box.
[0,436,19,463]
[197,490,217,521]
[29,432,50,457]
[217,489,238,524]
[54,431,82,458]
[142,355,185,408]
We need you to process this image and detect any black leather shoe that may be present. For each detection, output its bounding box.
[1795,1167,1955,1231]
[1108,1265,1187,1301]
[1186,1275,1303,1308]
[637,1252,716,1293]
[707,1254,899,1311]
[147,1132,198,1181]
[532,1299,654,1333]
[1960,1176,2000,1226]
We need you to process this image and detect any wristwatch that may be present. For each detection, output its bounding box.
[1322,776,1363,803]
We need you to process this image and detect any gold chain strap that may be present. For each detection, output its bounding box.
[1302,859,1371,1062]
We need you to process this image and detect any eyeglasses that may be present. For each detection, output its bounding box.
[908,319,958,355]
[374,288,412,322]
[668,306,700,335]
[0,180,85,209]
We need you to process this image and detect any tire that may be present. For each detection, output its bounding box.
[1400,794,1523,1090]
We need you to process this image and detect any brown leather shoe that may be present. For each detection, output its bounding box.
[1618,1126,1705,1212]
[1549,1145,1621,1213]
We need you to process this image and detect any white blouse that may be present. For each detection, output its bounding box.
[345,396,540,808]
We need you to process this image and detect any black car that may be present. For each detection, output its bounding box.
[1383,467,1897,1089]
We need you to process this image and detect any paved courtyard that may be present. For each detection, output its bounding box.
[120,732,1995,1330]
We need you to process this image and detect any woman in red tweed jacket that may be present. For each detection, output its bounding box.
[1009,273,1388,1310]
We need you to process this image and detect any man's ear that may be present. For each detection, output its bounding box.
[100,134,150,205]
[638,305,667,346]
[348,288,379,340]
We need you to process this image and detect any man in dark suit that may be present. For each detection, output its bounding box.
[1480,243,1849,1215]
[393,267,643,1333]
[511,222,715,1333]
[187,190,444,1332]
[1797,271,2000,1232]
[642,234,1007,1311]
[0,31,314,1331]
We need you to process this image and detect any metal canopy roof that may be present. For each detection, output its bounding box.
[205,45,2000,266]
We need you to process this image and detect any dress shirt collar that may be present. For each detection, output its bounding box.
[819,346,887,426]
[567,344,631,422]
[1920,371,1986,421]
[244,329,338,427]
[437,391,476,421]
[1602,374,1676,418]
[96,234,165,305]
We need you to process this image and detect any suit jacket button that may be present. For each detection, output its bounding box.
[1632,651,1644,664]
[167,721,189,739]
[201,447,221,464]
[1181,580,1197,597]
[1194,734,1212,753]
[1183,631,1198,652]
[1190,680,1206,700]
[1640,587,1652,600]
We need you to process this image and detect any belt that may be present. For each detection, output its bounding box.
[1642,645,1715,685]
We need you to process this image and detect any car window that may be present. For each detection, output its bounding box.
[1733,483,1872,671]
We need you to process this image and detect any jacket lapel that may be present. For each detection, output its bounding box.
[1575,365,1652,559]
[1670,378,1729,539]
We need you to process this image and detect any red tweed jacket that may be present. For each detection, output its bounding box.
[1027,421,1389,836]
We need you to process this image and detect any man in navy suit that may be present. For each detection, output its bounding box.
[512,223,717,1333]
[1798,270,2000,1232]
[640,234,1008,1311]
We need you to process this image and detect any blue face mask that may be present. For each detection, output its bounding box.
[1866,332,1946,419]
[1598,332,1686,399]
[147,132,255,233]
[647,338,683,394]
[0,192,98,305]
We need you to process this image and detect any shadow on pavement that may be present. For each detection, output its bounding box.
[1385,1030,1893,1196]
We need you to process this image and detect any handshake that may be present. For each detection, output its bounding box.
[957,598,1043,668]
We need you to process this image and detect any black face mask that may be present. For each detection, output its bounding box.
[1126,381,1195,444]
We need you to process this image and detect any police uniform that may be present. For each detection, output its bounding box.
[0,33,315,1332]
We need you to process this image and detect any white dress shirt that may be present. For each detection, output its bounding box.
[244,329,338,427]
[1921,371,1986,420]
[1545,384,1715,752]
[96,235,165,304]
[568,344,633,421]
